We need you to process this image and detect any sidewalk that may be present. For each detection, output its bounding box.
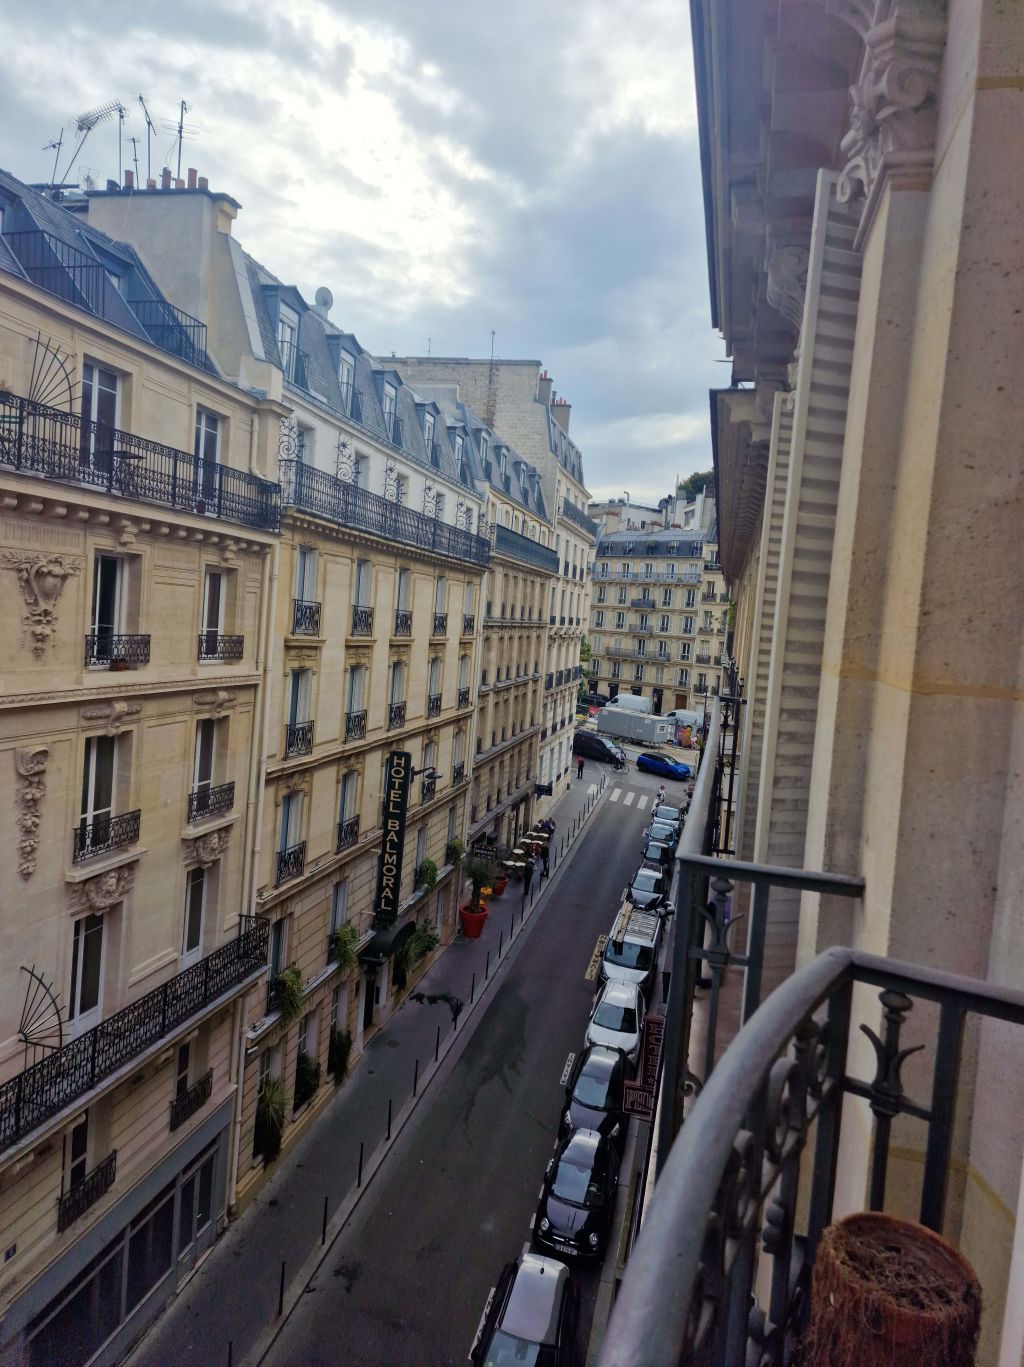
[128,772,609,1367]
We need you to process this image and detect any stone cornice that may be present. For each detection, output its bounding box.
[1,674,260,711]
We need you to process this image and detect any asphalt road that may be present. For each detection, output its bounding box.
[265,763,672,1367]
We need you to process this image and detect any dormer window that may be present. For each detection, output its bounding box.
[479,434,488,464]
[278,305,299,382]
[339,352,355,403]
[424,411,436,459]
[383,384,398,442]
[454,432,464,462]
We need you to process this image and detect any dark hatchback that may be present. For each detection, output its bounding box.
[534,1129,621,1261]
[560,1045,626,1145]
[627,865,671,912]
[572,730,626,764]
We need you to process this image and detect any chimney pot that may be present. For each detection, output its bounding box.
[187,167,198,189]
[197,175,209,191]
[147,177,157,189]
[174,178,184,189]
[105,178,118,192]
[160,167,172,190]
[124,169,134,189]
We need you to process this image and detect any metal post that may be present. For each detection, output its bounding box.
[357,1141,364,1187]
[386,1097,392,1140]
[435,1025,440,1062]
[228,1343,233,1367]
[485,950,490,979]
[277,1261,286,1316]
[498,929,504,957]
[322,1195,329,1245]
[413,1057,419,1097]
[470,972,476,1004]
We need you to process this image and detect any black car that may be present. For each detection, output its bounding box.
[560,1045,626,1145]
[572,730,626,765]
[580,692,609,708]
[641,837,674,871]
[627,865,671,912]
[534,1129,621,1261]
[470,1249,579,1366]
[642,819,678,850]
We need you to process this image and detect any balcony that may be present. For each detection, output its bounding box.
[394,609,413,637]
[276,841,306,885]
[187,781,235,824]
[695,653,712,666]
[463,613,476,634]
[57,1151,117,1233]
[427,693,442,718]
[452,761,465,785]
[339,381,363,424]
[345,709,367,741]
[458,686,471,709]
[388,701,406,730]
[350,605,374,636]
[284,721,314,758]
[493,523,560,572]
[197,632,244,663]
[703,557,722,571]
[169,1069,213,1132]
[630,595,657,610]
[336,815,359,851]
[421,774,437,801]
[72,809,141,863]
[84,633,150,668]
[0,392,280,531]
[702,590,718,601]
[291,598,321,636]
[280,460,489,568]
[545,673,554,689]
[0,917,268,1153]
[432,611,448,636]
[561,497,600,537]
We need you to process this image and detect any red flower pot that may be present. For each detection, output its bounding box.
[492,876,509,897]
[460,904,489,939]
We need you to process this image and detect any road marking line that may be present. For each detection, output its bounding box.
[584,936,608,982]
[587,782,598,796]
[560,1052,576,1085]
[623,791,635,806]
[636,795,649,811]
[610,787,622,802]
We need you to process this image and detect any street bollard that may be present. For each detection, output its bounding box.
[485,950,490,979]
[435,1025,440,1062]
[470,972,476,1004]
[228,1343,233,1367]
[358,1140,364,1187]
[278,1261,286,1317]
[499,928,504,957]
[322,1194,329,1245]
[387,1097,392,1140]
[413,1057,419,1097]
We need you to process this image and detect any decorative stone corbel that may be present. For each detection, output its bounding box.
[765,243,810,334]
[69,865,134,913]
[1,553,82,658]
[195,689,237,718]
[187,827,231,869]
[14,747,48,879]
[81,700,142,736]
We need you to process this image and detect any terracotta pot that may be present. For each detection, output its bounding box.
[459,904,489,939]
[492,876,509,896]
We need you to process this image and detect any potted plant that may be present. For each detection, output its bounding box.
[416,857,438,892]
[109,654,131,673]
[292,1051,321,1113]
[445,837,464,867]
[492,864,510,897]
[329,921,360,971]
[394,921,441,988]
[275,965,304,1023]
[253,1076,286,1163]
[327,1026,352,1085]
[460,854,499,938]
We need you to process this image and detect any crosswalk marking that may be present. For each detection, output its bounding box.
[610,787,622,802]
[636,795,649,811]
[587,782,598,796]
[623,791,635,806]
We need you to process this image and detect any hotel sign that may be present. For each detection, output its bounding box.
[374,751,411,929]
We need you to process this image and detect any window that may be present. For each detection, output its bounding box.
[396,568,412,610]
[182,867,205,963]
[175,1043,191,1100]
[434,492,445,521]
[295,547,317,602]
[685,588,697,608]
[434,576,447,613]
[617,586,627,605]
[279,792,302,853]
[636,639,647,657]
[383,383,398,440]
[594,610,605,627]
[352,453,366,488]
[277,306,298,380]
[679,668,690,686]
[415,825,427,872]
[610,661,621,679]
[423,411,435,450]
[354,559,371,607]
[193,409,220,505]
[339,351,355,403]
[463,582,474,614]
[479,433,488,464]
[90,554,125,661]
[454,432,464,462]
[389,661,405,704]
[394,473,408,504]
[297,1009,317,1060]
[634,664,644,682]
[80,734,116,847]
[330,983,344,1033]
[638,614,650,631]
[660,615,671,633]
[288,668,312,726]
[269,920,286,979]
[680,642,691,661]
[703,611,713,630]
[596,585,607,604]
[79,361,119,471]
[346,664,365,714]
[697,673,707,692]
[428,657,442,697]
[662,588,673,607]
[614,612,625,630]
[201,569,225,653]
[458,654,470,689]
[63,1114,89,1193]
[330,879,349,935]
[69,913,104,1034]
[643,562,654,579]
[683,616,695,634]
[339,771,357,823]
[447,805,457,843]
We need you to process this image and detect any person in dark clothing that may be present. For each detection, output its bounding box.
[577,757,585,780]
[542,845,550,877]
[523,857,535,897]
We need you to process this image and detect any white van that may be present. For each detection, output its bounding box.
[663,708,703,730]
[606,693,652,715]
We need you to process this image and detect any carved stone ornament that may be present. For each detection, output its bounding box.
[81,700,142,736]
[14,747,49,879]
[195,689,237,718]
[188,828,231,868]
[82,866,133,911]
[765,244,810,334]
[835,0,947,209]
[1,553,82,657]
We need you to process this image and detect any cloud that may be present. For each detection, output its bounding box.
[0,0,723,497]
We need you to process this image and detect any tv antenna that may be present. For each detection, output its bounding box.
[61,100,121,186]
[127,135,141,185]
[138,95,157,182]
[162,99,197,180]
[115,100,127,185]
[42,130,64,191]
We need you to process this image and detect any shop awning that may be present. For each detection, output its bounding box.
[359,918,416,967]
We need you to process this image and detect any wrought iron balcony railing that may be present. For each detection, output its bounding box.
[561,497,600,537]
[284,721,314,757]
[350,605,374,636]
[339,381,363,423]
[492,524,560,572]
[463,613,475,634]
[197,632,244,663]
[0,918,268,1153]
[345,709,367,741]
[84,633,151,668]
[432,611,448,636]
[292,598,321,635]
[394,609,413,636]
[458,686,471,708]
[384,413,404,449]
[169,1068,213,1132]
[0,391,280,530]
[57,1150,117,1233]
[427,693,442,718]
[388,701,406,729]
[545,673,554,689]
[337,816,359,851]
[276,841,306,885]
[72,809,141,863]
[452,761,465,785]
[421,775,437,801]
[280,460,489,567]
[187,781,235,824]
[128,297,210,371]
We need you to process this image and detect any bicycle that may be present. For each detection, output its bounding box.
[614,758,630,774]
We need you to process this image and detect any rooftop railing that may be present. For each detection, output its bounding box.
[492,523,560,572]
[561,496,600,537]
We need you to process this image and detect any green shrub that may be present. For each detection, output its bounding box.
[275,966,304,1023]
[293,1051,321,1112]
[445,838,464,867]
[416,857,438,891]
[409,924,440,965]
[254,1077,286,1162]
[328,1027,352,1085]
[329,921,360,971]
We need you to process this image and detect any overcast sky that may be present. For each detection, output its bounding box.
[0,0,725,502]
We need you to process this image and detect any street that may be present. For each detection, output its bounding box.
[264,762,674,1367]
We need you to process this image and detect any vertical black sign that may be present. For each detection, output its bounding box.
[374,751,411,929]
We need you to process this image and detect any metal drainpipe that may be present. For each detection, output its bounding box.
[226,990,247,1212]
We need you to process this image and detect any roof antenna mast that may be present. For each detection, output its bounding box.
[138,94,156,182]
[115,101,127,185]
[60,101,121,187]
[42,130,64,192]
[128,136,141,186]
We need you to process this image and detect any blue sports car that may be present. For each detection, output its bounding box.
[636,751,692,780]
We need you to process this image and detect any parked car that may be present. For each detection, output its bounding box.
[572,730,626,765]
[626,865,672,912]
[600,905,666,998]
[580,692,609,708]
[641,837,674,871]
[642,819,678,851]
[561,1044,627,1143]
[636,751,692,780]
[534,1129,622,1261]
[585,981,645,1071]
[653,803,683,833]
[470,1249,579,1366]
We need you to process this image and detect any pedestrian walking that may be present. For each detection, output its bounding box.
[541,843,550,877]
[576,756,585,780]
[656,784,666,807]
[523,856,535,898]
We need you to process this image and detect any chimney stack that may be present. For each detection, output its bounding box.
[174,178,184,189]
[146,177,157,189]
[187,167,198,189]
[105,178,118,192]
[124,169,134,190]
[537,369,553,405]
[552,396,571,434]
[197,175,209,191]
[160,167,172,190]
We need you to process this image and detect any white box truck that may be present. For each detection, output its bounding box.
[597,709,672,745]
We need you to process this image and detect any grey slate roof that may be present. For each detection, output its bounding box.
[458,403,548,521]
[596,526,707,557]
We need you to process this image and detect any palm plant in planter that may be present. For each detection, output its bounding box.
[460,854,499,939]
[328,1026,352,1085]
[254,1076,286,1163]
[416,857,438,892]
